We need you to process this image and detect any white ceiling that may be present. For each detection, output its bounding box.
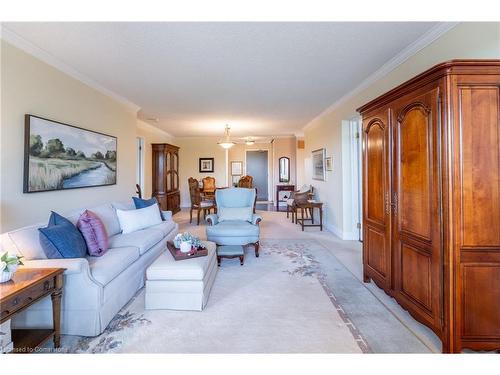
[4,22,439,137]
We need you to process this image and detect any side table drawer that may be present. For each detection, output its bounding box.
[1,278,54,320]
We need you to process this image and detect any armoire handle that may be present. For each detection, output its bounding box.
[385,192,390,215]
[392,192,398,214]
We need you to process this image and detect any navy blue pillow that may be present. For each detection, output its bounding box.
[132,197,158,209]
[39,212,87,259]
[132,197,165,221]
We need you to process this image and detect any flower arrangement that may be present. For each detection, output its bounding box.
[1,252,24,283]
[173,232,203,250]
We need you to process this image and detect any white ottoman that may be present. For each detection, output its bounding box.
[145,241,217,311]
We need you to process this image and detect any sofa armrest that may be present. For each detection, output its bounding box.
[252,214,263,226]
[206,214,219,226]
[161,210,173,221]
[22,257,90,275]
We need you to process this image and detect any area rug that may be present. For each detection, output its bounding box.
[63,239,370,353]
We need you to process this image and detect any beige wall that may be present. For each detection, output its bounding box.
[136,120,174,199]
[273,137,296,188]
[0,40,138,232]
[303,22,500,239]
[295,137,306,187]
[175,137,227,207]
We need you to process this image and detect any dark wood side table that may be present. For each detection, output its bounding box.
[276,184,295,211]
[0,268,64,353]
[296,201,323,231]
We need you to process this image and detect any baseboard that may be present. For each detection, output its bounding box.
[324,221,357,241]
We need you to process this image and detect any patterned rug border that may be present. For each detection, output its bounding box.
[261,239,372,353]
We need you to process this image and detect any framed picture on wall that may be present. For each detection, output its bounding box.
[199,157,214,173]
[24,114,117,193]
[231,161,243,176]
[312,148,326,181]
[325,156,333,171]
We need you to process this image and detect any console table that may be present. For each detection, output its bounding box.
[276,184,295,211]
[0,268,64,353]
[296,201,323,231]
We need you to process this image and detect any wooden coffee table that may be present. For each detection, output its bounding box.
[0,268,64,353]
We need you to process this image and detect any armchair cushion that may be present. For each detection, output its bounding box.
[218,206,253,223]
[206,220,260,238]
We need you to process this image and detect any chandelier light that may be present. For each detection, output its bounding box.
[217,124,236,149]
[245,137,255,146]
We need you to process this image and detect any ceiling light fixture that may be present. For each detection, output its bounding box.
[217,124,236,149]
[245,138,255,146]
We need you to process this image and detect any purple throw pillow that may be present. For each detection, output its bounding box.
[77,210,109,257]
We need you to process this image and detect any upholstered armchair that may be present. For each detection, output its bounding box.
[287,185,314,223]
[206,188,263,257]
[188,177,216,225]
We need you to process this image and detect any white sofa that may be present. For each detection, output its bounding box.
[0,200,178,337]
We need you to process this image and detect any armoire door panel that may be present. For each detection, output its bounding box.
[400,244,432,311]
[366,227,388,278]
[392,86,442,332]
[398,106,432,241]
[459,86,500,247]
[363,111,391,288]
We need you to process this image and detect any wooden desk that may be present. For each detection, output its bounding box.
[0,268,64,353]
[296,201,323,231]
[276,185,295,211]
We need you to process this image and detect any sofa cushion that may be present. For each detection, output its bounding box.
[7,223,47,260]
[77,210,109,257]
[39,212,87,259]
[109,227,165,255]
[116,204,162,234]
[206,220,260,237]
[87,246,140,286]
[148,221,177,237]
[112,199,135,211]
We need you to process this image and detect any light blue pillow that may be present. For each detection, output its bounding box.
[39,212,87,259]
[218,206,253,223]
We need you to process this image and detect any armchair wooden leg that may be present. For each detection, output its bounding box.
[217,256,221,266]
[287,205,289,218]
[189,208,193,223]
[254,241,260,258]
[239,255,244,265]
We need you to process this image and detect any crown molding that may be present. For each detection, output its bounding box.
[137,120,174,139]
[303,22,460,132]
[1,25,141,114]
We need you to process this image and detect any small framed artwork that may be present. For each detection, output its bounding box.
[24,114,117,193]
[312,148,326,181]
[231,161,243,176]
[325,156,333,171]
[199,157,214,173]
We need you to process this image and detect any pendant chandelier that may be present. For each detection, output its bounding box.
[217,124,236,149]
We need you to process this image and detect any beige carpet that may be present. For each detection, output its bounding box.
[70,239,362,353]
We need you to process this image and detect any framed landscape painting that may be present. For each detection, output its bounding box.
[24,114,117,193]
[312,148,326,181]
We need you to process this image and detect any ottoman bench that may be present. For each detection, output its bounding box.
[145,241,217,311]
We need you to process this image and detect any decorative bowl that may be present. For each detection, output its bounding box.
[0,271,14,283]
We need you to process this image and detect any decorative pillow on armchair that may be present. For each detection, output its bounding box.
[38,211,88,259]
[77,210,109,257]
[218,206,253,223]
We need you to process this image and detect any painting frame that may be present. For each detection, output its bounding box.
[231,161,243,176]
[24,114,117,193]
[312,148,326,181]
[325,156,333,171]
[199,157,214,173]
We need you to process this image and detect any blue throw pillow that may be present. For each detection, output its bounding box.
[132,197,165,221]
[132,196,158,209]
[39,211,87,259]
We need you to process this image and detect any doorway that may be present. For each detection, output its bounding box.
[246,150,269,201]
[350,117,363,242]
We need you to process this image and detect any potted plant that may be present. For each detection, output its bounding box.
[173,232,203,253]
[0,252,24,283]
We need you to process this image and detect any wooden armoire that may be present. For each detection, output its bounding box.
[152,143,180,214]
[358,60,500,353]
